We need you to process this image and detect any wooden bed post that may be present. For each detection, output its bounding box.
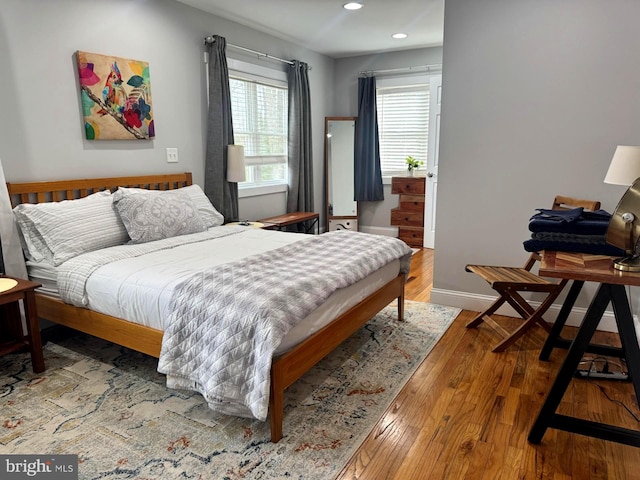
[269,364,285,443]
[398,277,405,321]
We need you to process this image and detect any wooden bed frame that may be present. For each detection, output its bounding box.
[7,172,406,442]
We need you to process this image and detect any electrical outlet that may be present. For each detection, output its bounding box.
[166,148,178,163]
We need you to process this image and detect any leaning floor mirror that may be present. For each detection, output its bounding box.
[325,117,358,232]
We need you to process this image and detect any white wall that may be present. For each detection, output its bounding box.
[432,0,640,327]
[0,0,334,222]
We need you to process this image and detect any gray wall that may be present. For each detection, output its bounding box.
[433,0,640,322]
[333,47,443,233]
[0,0,334,223]
[0,0,441,233]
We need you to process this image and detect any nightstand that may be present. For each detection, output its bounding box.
[259,212,320,234]
[0,276,44,373]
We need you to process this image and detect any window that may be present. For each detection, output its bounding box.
[376,84,429,176]
[229,74,288,187]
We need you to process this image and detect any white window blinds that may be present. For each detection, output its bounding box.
[229,75,288,184]
[376,84,429,176]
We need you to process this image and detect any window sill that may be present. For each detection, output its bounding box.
[238,183,288,198]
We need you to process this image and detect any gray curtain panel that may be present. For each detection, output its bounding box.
[354,76,384,201]
[287,60,314,220]
[204,35,238,222]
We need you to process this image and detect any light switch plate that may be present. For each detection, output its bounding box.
[166,147,178,163]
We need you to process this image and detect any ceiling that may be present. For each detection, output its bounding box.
[176,0,444,58]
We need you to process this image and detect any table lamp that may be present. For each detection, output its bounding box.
[227,144,246,183]
[604,145,640,271]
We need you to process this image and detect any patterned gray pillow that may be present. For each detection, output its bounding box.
[113,189,207,244]
[116,184,224,227]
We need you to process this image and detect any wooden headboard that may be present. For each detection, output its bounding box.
[7,172,193,208]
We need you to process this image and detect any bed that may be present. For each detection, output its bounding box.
[7,172,410,442]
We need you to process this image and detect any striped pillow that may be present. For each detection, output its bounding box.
[13,191,129,266]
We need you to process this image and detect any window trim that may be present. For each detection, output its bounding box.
[238,183,287,198]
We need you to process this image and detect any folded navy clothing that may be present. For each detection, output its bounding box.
[529,209,613,234]
[533,207,583,223]
[523,239,625,257]
[532,232,610,244]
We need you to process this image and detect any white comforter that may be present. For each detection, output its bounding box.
[57,227,301,323]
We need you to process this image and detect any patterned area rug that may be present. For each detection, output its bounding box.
[0,301,460,480]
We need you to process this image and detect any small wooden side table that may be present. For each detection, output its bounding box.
[0,276,44,373]
[259,212,320,234]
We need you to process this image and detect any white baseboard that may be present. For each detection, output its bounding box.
[430,288,618,333]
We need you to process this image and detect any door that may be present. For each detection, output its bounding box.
[424,74,442,248]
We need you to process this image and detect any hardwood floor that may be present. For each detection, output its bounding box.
[336,248,640,480]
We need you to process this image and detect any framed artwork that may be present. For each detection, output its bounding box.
[76,51,155,140]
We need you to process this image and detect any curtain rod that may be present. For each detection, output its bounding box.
[204,36,294,66]
[359,63,442,76]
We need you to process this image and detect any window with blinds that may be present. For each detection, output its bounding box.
[376,84,429,176]
[229,75,288,185]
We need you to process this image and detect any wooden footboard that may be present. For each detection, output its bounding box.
[269,273,405,442]
[10,172,406,443]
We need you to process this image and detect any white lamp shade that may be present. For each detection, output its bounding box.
[227,145,246,183]
[604,145,640,186]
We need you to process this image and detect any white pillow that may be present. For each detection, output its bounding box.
[112,188,207,243]
[13,191,129,266]
[115,184,224,228]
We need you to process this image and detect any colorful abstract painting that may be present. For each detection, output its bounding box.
[76,51,155,140]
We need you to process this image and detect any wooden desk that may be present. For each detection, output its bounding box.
[0,276,44,373]
[259,212,319,234]
[528,251,640,447]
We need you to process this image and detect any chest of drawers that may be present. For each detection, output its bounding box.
[390,176,426,247]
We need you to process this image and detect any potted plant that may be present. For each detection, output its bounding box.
[405,156,424,176]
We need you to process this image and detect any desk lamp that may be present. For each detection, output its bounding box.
[604,145,640,271]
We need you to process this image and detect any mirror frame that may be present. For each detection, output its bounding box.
[325,116,358,232]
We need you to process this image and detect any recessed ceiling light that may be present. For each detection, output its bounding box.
[343,2,364,10]
[392,33,408,39]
